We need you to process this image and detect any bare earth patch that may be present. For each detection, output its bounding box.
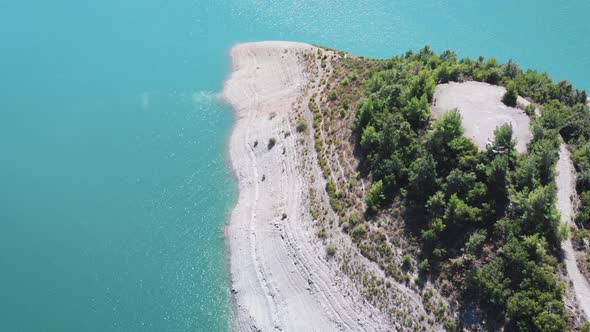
[432,81,532,153]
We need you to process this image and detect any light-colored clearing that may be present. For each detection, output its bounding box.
[431,81,532,153]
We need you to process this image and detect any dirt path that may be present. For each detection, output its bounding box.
[556,143,590,320]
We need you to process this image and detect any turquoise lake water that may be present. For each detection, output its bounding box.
[1,1,588,331]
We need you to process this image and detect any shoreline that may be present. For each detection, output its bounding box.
[221,45,242,332]
[222,41,390,331]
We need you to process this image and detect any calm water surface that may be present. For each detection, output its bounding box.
[0,1,588,331]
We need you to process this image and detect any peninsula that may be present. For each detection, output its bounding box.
[224,41,590,331]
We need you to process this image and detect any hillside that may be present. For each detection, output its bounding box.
[306,45,590,331]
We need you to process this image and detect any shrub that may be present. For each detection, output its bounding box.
[576,191,590,228]
[351,224,368,241]
[326,243,337,257]
[432,248,445,260]
[466,230,487,254]
[402,254,413,270]
[325,180,337,197]
[524,103,536,116]
[443,319,457,332]
[329,91,337,101]
[423,288,434,302]
[296,119,308,133]
[348,212,361,227]
[268,137,276,150]
[343,99,350,110]
[419,259,430,273]
[502,81,518,107]
[366,180,386,213]
[436,304,446,320]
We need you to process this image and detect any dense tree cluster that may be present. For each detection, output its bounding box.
[352,46,590,330]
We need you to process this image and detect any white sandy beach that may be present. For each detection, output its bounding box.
[223,42,390,331]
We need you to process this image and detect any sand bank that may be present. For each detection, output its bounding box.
[223,41,390,331]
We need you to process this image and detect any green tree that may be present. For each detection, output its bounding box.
[491,123,516,155]
[366,180,386,213]
[503,59,521,79]
[487,155,510,213]
[436,63,452,83]
[467,257,510,308]
[466,230,487,254]
[532,139,559,185]
[576,191,590,228]
[515,154,539,191]
[418,258,430,273]
[360,125,381,152]
[426,191,447,218]
[355,97,375,130]
[449,136,479,169]
[408,155,438,203]
[466,182,488,206]
[561,104,590,143]
[502,81,518,107]
[408,70,436,102]
[517,185,562,245]
[483,68,501,85]
[427,110,466,174]
[444,194,480,226]
[539,100,568,131]
[402,95,429,127]
[444,169,476,197]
